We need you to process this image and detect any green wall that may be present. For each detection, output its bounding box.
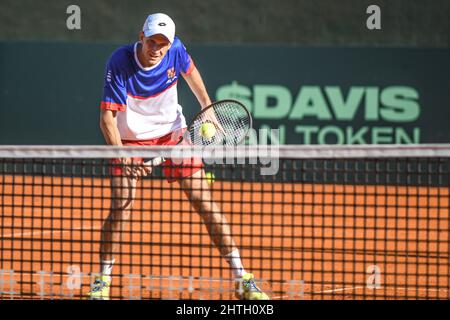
[0,42,449,145]
[0,0,449,46]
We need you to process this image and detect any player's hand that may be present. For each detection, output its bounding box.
[142,162,153,176]
[120,158,134,177]
[121,158,152,179]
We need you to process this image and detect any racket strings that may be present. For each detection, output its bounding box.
[188,101,251,146]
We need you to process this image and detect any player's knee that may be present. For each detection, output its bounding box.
[189,195,211,213]
[112,199,134,213]
[194,201,215,218]
[112,194,134,209]
[109,208,132,222]
[189,186,212,202]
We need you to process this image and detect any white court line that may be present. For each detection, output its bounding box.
[314,286,365,294]
[388,286,450,293]
[271,294,304,300]
[272,285,450,299]
[1,225,101,238]
[0,272,237,284]
[311,286,449,295]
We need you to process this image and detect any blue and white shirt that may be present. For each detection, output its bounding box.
[100,37,195,140]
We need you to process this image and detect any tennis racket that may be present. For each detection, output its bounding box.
[144,99,252,166]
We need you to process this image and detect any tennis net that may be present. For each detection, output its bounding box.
[0,144,449,300]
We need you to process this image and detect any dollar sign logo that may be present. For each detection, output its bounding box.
[215,81,253,114]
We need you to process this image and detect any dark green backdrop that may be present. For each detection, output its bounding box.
[1,0,449,46]
[0,42,449,145]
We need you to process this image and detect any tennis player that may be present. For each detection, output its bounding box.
[87,13,269,300]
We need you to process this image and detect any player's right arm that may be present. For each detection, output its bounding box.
[100,49,127,146]
[100,109,123,146]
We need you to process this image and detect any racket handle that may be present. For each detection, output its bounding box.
[143,157,166,166]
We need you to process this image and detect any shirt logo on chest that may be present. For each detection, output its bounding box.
[166,67,177,84]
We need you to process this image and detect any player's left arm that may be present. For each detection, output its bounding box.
[182,66,212,110]
[182,67,226,135]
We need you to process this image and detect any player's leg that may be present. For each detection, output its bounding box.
[178,169,269,300]
[179,169,237,255]
[87,175,137,299]
[101,175,137,264]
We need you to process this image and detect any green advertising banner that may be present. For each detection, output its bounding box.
[182,46,450,145]
[0,42,449,145]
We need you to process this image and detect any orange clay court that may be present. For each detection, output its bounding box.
[0,174,449,300]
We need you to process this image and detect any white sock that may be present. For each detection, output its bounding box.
[224,249,247,278]
[101,259,115,276]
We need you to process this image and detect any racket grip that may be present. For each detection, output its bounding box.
[143,156,165,166]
